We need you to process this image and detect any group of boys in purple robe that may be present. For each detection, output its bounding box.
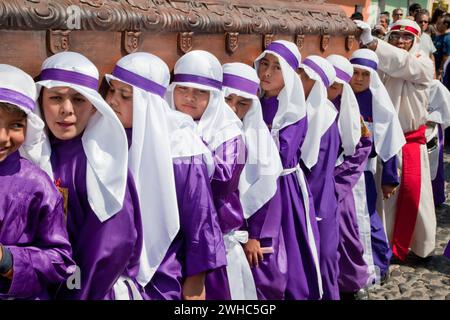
[1,35,448,302]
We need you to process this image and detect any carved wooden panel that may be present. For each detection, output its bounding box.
[47,29,71,54]
[0,0,357,35]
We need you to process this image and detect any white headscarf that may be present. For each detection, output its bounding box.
[326,54,362,157]
[427,79,450,129]
[299,55,338,169]
[254,40,307,148]
[166,50,242,154]
[0,64,45,152]
[222,62,283,219]
[105,52,211,287]
[350,49,406,161]
[23,51,129,222]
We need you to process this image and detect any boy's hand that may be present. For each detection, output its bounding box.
[182,272,206,300]
[244,239,264,268]
[382,184,397,199]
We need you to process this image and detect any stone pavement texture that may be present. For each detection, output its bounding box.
[367,148,450,300]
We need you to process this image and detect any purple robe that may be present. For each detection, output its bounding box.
[245,177,287,299]
[261,96,321,300]
[332,95,372,293]
[431,124,446,206]
[49,135,144,300]
[143,155,227,300]
[356,89,397,278]
[205,136,246,300]
[0,151,74,300]
[304,117,341,300]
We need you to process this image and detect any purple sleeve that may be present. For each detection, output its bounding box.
[246,180,282,241]
[174,156,227,277]
[0,197,73,299]
[334,136,373,203]
[57,173,143,300]
[211,136,246,194]
[381,155,399,186]
[279,117,308,167]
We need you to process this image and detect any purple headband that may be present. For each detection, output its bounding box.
[39,68,99,91]
[265,42,299,71]
[0,87,35,111]
[302,58,331,88]
[334,66,352,83]
[112,65,166,98]
[349,58,378,71]
[222,73,259,96]
[173,74,222,90]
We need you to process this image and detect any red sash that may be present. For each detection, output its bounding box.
[392,125,426,261]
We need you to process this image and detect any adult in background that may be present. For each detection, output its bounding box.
[356,19,436,262]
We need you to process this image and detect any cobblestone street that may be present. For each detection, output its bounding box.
[368,147,450,300]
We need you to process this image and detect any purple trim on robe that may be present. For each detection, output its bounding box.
[304,119,341,300]
[48,135,144,300]
[381,156,399,186]
[0,151,74,300]
[260,96,321,300]
[144,155,227,300]
[222,73,259,96]
[432,124,446,205]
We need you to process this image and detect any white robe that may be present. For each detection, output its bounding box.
[375,39,436,258]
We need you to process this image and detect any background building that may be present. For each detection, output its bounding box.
[327,0,449,25]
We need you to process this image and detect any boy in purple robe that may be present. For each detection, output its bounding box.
[254,40,322,300]
[0,64,74,300]
[104,52,226,300]
[166,50,245,300]
[326,55,373,299]
[349,49,405,285]
[222,62,284,300]
[297,55,341,300]
[23,52,144,300]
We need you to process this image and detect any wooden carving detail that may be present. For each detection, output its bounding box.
[345,35,355,51]
[123,31,141,53]
[295,34,305,51]
[263,34,274,50]
[47,29,70,54]
[0,0,357,37]
[178,31,193,54]
[226,32,239,54]
[320,34,330,52]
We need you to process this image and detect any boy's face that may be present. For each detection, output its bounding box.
[350,67,371,93]
[0,107,27,162]
[297,68,315,99]
[225,94,253,120]
[42,87,96,140]
[327,81,344,101]
[258,53,285,98]
[105,80,133,129]
[173,85,210,121]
